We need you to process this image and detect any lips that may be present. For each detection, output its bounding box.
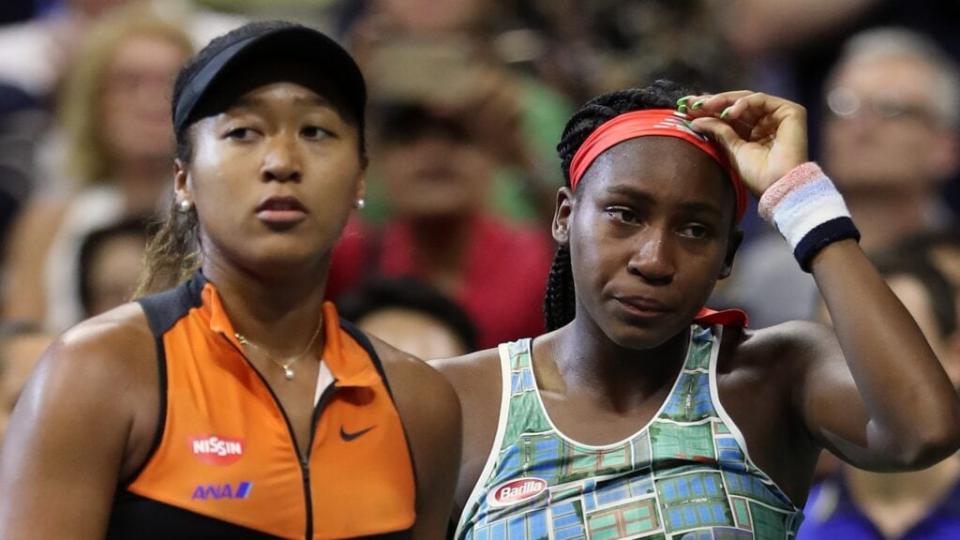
[256,196,306,212]
[614,295,671,319]
[255,196,308,225]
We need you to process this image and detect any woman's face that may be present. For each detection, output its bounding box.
[378,116,494,218]
[100,33,189,166]
[178,74,364,276]
[358,308,469,359]
[559,137,736,349]
[85,231,146,316]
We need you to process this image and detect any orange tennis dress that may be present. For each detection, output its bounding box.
[106,273,416,539]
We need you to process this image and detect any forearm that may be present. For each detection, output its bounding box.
[811,239,960,466]
[685,92,960,467]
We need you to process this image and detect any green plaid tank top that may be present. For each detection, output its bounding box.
[455,324,803,540]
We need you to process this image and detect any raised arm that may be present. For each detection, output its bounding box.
[687,91,960,470]
[0,307,151,538]
[380,348,463,540]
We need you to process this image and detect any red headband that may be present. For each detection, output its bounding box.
[568,109,746,220]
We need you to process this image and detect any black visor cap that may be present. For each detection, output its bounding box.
[173,22,366,135]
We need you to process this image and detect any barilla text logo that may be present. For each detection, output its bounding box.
[487,477,548,508]
[189,435,244,465]
[191,481,253,501]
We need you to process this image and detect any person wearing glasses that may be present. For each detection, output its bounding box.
[717,26,960,328]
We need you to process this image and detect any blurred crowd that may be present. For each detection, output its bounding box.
[1,0,960,537]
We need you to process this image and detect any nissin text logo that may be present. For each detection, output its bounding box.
[191,481,253,501]
[189,435,244,465]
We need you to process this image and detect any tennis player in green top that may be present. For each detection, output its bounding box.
[437,80,960,539]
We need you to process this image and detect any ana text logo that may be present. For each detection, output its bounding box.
[191,481,253,501]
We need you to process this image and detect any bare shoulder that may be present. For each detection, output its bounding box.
[5,302,159,478]
[723,320,842,402]
[431,347,502,397]
[366,336,461,421]
[369,337,454,392]
[24,303,158,426]
[731,320,839,368]
[38,302,155,387]
[0,302,159,536]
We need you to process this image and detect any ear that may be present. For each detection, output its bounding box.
[719,229,743,279]
[355,169,367,205]
[174,159,191,204]
[552,187,574,245]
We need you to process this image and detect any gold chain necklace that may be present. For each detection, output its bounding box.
[235,318,323,380]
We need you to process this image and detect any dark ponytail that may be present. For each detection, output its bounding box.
[543,80,697,330]
[133,196,201,298]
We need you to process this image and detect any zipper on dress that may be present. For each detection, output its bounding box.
[221,334,338,539]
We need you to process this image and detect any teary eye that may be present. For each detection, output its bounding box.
[678,223,711,239]
[606,207,639,224]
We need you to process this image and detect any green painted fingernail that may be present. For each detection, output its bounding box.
[678,104,688,113]
[720,107,732,119]
[692,99,706,110]
[677,96,691,108]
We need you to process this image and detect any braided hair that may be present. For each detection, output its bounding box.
[544,80,699,331]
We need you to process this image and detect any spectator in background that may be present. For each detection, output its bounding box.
[0,0,133,101]
[345,0,496,36]
[0,83,46,262]
[338,277,478,359]
[76,217,148,318]
[0,0,241,103]
[801,254,960,540]
[0,185,18,255]
[544,0,744,102]
[718,0,960,165]
[0,0,37,25]
[1,6,192,331]
[327,39,554,349]
[341,4,574,223]
[717,27,960,327]
[0,326,51,443]
[893,230,960,294]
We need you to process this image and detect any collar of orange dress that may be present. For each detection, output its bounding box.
[568,109,747,221]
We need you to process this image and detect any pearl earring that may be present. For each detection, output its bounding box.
[178,200,193,213]
[356,198,366,210]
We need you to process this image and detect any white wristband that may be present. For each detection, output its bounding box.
[758,162,860,271]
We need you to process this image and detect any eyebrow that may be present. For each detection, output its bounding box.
[602,185,724,218]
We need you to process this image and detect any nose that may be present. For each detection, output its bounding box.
[626,227,675,285]
[260,133,302,183]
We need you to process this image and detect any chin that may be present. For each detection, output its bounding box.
[604,322,684,352]
[239,243,327,274]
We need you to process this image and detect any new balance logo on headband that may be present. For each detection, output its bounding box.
[655,112,709,142]
[568,109,746,220]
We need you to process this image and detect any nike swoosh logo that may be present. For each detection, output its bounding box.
[340,425,375,442]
